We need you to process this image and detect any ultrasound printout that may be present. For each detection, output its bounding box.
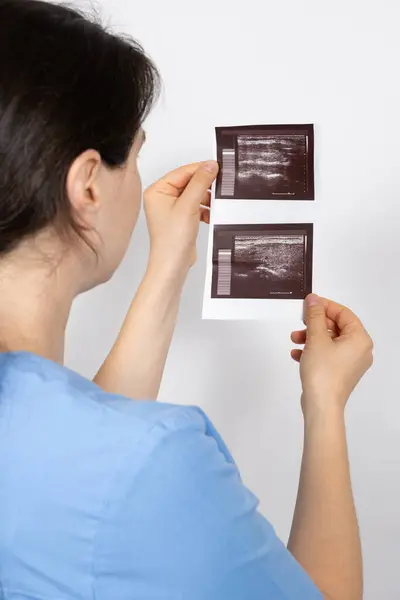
[212,224,313,300]
[203,123,316,321]
[216,124,314,201]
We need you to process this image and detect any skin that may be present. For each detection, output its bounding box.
[0,128,373,600]
[289,295,373,600]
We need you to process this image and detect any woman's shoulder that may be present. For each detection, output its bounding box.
[0,350,213,443]
[0,351,234,475]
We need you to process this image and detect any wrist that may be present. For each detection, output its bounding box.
[128,263,183,334]
[147,250,190,286]
[302,397,346,428]
[146,254,189,291]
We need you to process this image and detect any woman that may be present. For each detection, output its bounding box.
[0,1,373,599]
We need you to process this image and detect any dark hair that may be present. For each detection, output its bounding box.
[0,0,160,254]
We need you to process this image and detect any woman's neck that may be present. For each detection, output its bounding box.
[0,245,77,364]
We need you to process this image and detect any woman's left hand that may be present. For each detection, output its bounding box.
[144,161,219,282]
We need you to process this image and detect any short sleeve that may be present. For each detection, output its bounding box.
[94,408,323,600]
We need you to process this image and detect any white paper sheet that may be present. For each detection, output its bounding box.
[202,125,318,321]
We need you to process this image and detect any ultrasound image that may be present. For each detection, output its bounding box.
[237,135,306,197]
[215,124,314,200]
[234,234,304,285]
[211,224,313,299]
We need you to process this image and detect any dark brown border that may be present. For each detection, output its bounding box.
[215,124,315,201]
[211,223,313,299]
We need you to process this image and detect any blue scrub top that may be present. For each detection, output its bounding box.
[0,352,322,600]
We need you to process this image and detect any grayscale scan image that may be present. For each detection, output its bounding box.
[211,224,313,299]
[215,124,314,200]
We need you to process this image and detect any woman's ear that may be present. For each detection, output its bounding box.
[66,149,102,225]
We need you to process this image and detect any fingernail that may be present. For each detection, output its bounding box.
[306,293,320,306]
[203,161,219,173]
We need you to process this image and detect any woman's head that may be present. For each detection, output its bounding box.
[0,0,159,289]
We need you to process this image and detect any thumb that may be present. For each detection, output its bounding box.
[178,161,219,212]
[304,294,330,342]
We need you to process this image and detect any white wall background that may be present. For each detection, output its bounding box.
[65,1,400,598]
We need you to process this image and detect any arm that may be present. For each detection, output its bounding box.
[93,262,183,399]
[288,409,361,600]
[288,294,373,600]
[93,161,218,399]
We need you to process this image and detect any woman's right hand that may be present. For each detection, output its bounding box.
[291,294,373,417]
[144,161,218,284]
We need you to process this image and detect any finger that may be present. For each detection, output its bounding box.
[326,329,338,339]
[178,161,219,213]
[303,294,331,343]
[291,349,303,363]
[291,328,337,345]
[148,162,204,196]
[200,190,211,223]
[302,314,336,331]
[326,319,338,334]
[291,330,307,344]
[200,189,211,208]
[319,297,365,336]
[200,207,210,224]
